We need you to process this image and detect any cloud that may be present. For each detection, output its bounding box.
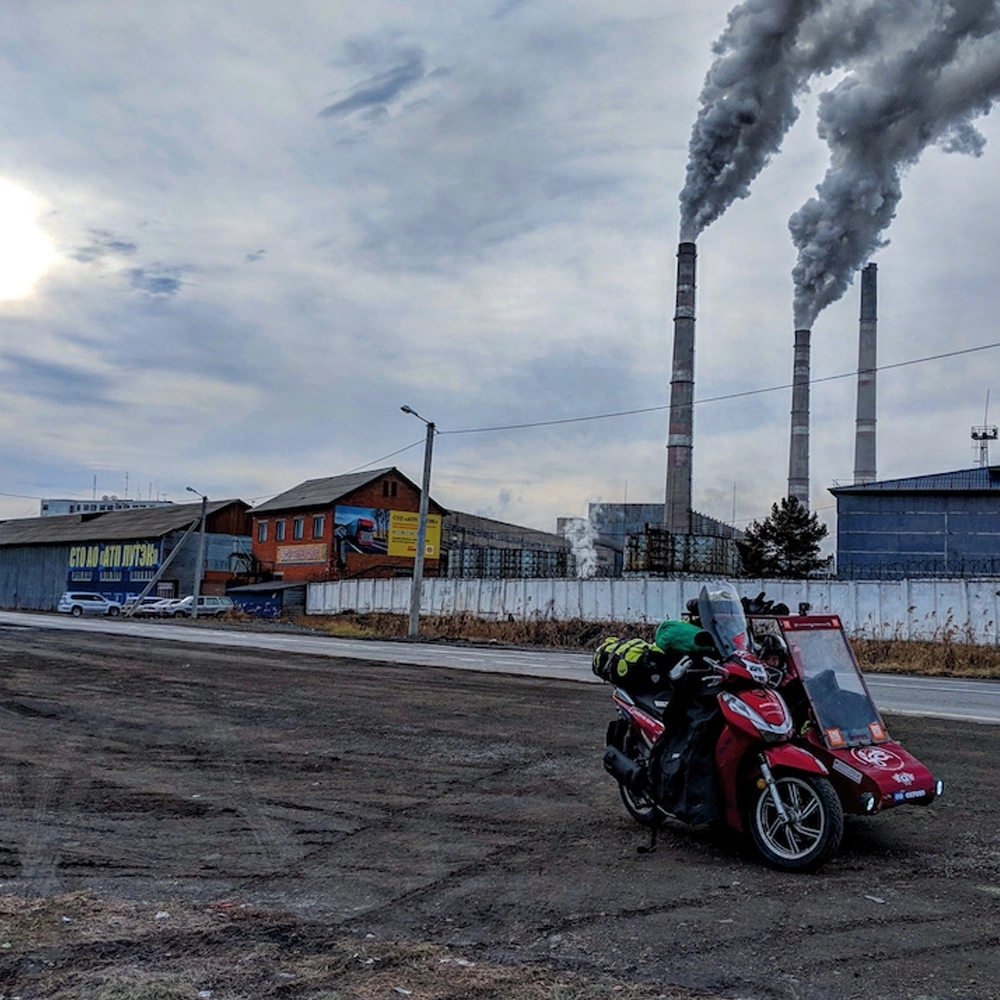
[319,47,426,119]
[70,229,138,263]
[127,265,186,297]
[0,353,112,407]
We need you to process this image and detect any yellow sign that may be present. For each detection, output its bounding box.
[387,511,441,558]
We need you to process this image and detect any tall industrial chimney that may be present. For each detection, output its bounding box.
[665,241,697,534]
[853,263,877,484]
[787,328,810,507]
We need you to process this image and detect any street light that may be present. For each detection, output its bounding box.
[401,405,435,638]
[186,486,208,620]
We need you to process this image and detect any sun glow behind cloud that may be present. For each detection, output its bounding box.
[0,180,58,301]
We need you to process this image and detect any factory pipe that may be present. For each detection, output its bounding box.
[853,263,878,485]
[665,241,697,535]
[787,328,811,507]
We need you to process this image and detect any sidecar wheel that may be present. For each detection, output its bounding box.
[746,774,843,872]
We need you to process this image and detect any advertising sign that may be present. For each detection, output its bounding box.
[276,544,328,565]
[387,511,441,558]
[334,505,389,555]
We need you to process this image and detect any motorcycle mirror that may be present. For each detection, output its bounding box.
[668,656,692,682]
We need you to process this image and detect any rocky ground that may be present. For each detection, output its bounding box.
[0,623,997,999]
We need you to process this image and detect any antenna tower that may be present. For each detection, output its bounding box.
[971,391,997,467]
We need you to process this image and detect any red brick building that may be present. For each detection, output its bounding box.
[251,467,446,582]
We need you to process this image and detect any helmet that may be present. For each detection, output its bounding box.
[758,633,787,683]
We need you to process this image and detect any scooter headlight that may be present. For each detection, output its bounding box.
[720,692,792,742]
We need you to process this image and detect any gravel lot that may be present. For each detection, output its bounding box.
[0,624,997,999]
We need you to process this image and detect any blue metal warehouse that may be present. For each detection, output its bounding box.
[830,467,1000,580]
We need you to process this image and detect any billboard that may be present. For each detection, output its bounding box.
[333,505,440,560]
[387,510,441,558]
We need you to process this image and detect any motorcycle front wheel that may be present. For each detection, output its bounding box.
[746,774,843,872]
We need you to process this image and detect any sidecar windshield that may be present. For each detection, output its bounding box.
[698,581,750,657]
[782,624,884,747]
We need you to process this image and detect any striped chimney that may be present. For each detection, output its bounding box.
[665,241,697,534]
[853,263,877,484]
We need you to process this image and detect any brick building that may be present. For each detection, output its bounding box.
[251,467,447,582]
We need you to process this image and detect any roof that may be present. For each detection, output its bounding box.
[0,500,247,547]
[830,467,1000,496]
[444,511,570,550]
[252,467,447,515]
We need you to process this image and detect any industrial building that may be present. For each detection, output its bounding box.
[442,511,573,578]
[0,500,252,610]
[831,467,1000,580]
[39,496,174,516]
[564,503,741,577]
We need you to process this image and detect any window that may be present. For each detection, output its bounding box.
[293,517,304,540]
[312,514,325,538]
[257,520,268,543]
[382,480,398,498]
[276,520,286,541]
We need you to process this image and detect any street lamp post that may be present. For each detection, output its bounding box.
[401,405,435,638]
[186,487,208,620]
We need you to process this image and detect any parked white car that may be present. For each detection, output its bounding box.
[123,596,173,617]
[167,595,236,618]
[57,592,123,617]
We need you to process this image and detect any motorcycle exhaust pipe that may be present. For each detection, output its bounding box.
[603,746,647,795]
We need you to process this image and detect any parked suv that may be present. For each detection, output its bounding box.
[57,592,123,617]
[169,595,235,618]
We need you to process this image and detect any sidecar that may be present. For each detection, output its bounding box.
[749,613,944,816]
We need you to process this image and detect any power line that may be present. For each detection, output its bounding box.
[437,341,1000,436]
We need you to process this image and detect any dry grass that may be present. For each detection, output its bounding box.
[300,612,1000,680]
[0,893,721,1000]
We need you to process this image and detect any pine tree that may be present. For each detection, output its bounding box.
[737,496,831,578]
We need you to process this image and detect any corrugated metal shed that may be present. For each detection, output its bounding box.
[0,500,245,546]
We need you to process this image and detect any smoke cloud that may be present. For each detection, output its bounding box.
[562,514,599,579]
[678,0,931,243]
[679,0,824,243]
[790,0,1000,328]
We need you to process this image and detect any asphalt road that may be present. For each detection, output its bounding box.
[1,610,998,723]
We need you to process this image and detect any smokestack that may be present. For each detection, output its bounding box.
[854,263,877,484]
[787,327,810,507]
[665,241,697,534]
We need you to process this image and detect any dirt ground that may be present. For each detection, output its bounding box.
[0,623,997,1000]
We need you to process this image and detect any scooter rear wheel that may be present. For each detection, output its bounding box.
[614,724,658,828]
[746,774,843,872]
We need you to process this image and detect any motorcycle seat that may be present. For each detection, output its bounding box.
[631,689,672,718]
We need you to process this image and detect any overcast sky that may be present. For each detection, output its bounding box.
[2,0,999,544]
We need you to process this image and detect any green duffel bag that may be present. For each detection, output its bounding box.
[654,619,717,659]
[592,637,670,692]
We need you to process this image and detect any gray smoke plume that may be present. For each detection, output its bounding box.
[791,0,1000,328]
[679,0,824,242]
[678,0,928,243]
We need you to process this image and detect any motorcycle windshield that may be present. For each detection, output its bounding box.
[697,581,750,657]
[784,626,884,747]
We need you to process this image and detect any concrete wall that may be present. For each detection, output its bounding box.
[307,576,1000,644]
